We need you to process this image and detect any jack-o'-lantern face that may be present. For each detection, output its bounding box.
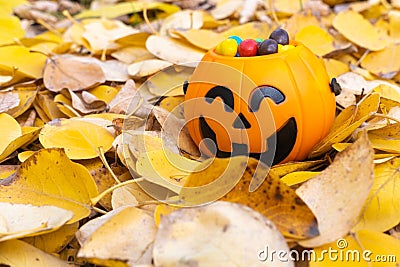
[184,42,337,165]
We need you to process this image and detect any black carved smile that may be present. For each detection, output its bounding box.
[199,116,297,166]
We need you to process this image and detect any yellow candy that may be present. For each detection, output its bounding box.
[215,39,238,57]
[278,44,295,53]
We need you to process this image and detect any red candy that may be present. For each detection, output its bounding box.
[238,39,258,57]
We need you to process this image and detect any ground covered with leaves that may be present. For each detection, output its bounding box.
[0,0,400,266]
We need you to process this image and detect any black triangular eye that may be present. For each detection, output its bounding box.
[249,86,285,112]
[205,86,234,112]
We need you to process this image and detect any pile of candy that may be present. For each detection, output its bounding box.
[215,29,295,57]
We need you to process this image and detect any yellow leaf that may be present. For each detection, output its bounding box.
[74,2,180,19]
[295,25,336,56]
[5,84,38,118]
[0,126,40,163]
[281,171,320,187]
[332,10,387,51]
[22,222,79,253]
[128,59,173,77]
[146,65,193,96]
[171,29,226,50]
[111,182,154,210]
[373,83,400,103]
[0,113,21,155]
[389,10,400,42]
[271,160,325,178]
[0,148,98,223]
[0,16,24,45]
[136,148,200,193]
[154,201,294,266]
[311,230,400,267]
[323,58,350,80]
[221,22,271,40]
[159,96,185,118]
[0,45,47,80]
[39,119,114,160]
[310,93,380,158]
[0,0,27,15]
[160,10,203,36]
[0,165,18,179]
[284,11,320,39]
[0,239,70,267]
[219,158,318,239]
[76,206,156,266]
[367,123,400,153]
[352,158,400,232]
[361,44,400,79]
[87,85,119,104]
[274,0,310,15]
[154,204,180,226]
[297,133,374,247]
[0,203,72,242]
[146,35,205,65]
[210,0,243,20]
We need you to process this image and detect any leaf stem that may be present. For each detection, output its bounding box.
[98,146,121,184]
[91,178,144,206]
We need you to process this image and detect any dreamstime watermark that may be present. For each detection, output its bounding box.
[257,239,397,263]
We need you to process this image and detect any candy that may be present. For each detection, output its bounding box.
[238,39,258,57]
[215,39,238,57]
[278,44,295,53]
[258,39,278,55]
[269,29,289,45]
[228,35,242,45]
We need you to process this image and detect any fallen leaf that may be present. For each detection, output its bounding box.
[0,203,72,242]
[280,171,320,187]
[43,55,106,92]
[218,158,318,239]
[367,123,400,153]
[86,85,119,104]
[111,181,154,209]
[295,25,336,56]
[352,158,400,232]
[360,44,400,79]
[39,118,114,160]
[0,113,22,156]
[108,79,139,114]
[128,59,173,77]
[153,201,294,267]
[111,46,155,64]
[76,206,156,266]
[309,93,380,158]
[323,58,350,80]
[22,222,79,253]
[160,10,203,35]
[171,29,225,50]
[210,0,243,20]
[310,230,400,267]
[332,10,387,51]
[221,21,271,39]
[0,91,20,113]
[0,126,40,163]
[146,35,205,65]
[0,148,98,223]
[297,132,374,247]
[0,239,70,267]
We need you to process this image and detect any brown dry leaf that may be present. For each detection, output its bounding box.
[146,35,205,65]
[76,206,156,266]
[360,44,400,79]
[297,132,374,247]
[219,158,318,239]
[0,239,70,267]
[309,93,380,158]
[90,167,117,211]
[108,79,139,114]
[153,201,294,267]
[0,148,98,223]
[0,203,72,242]
[43,55,106,92]
[332,10,387,51]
